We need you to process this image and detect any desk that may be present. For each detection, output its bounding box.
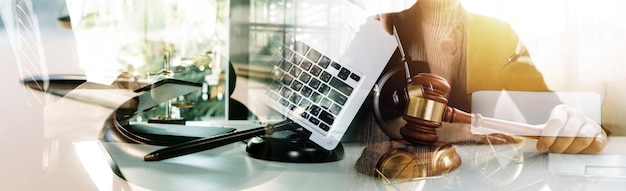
[3,85,625,190]
[4,119,625,190]
[102,134,626,191]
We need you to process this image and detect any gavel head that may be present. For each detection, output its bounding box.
[400,73,451,145]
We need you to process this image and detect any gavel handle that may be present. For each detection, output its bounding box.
[470,113,544,136]
[444,106,603,138]
[442,106,544,136]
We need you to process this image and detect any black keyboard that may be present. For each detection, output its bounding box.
[266,41,362,135]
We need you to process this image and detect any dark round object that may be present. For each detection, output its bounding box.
[372,58,430,139]
[246,130,344,163]
[372,65,408,139]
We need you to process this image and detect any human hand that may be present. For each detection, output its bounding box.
[536,104,607,154]
[109,72,148,122]
[373,2,419,36]
[110,72,142,108]
[374,12,402,35]
[110,72,147,91]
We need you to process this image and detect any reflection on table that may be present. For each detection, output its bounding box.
[97,121,626,191]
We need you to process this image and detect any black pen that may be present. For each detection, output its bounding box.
[144,120,294,161]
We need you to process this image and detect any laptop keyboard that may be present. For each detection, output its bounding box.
[266,41,363,135]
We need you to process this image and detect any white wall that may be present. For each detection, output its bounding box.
[461,0,626,135]
[0,0,82,156]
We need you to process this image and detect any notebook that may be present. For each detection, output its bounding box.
[260,3,397,150]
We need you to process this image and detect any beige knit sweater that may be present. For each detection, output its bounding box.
[405,0,471,111]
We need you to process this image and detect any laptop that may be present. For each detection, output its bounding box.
[260,2,397,150]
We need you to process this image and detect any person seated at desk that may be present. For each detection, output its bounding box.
[373,0,607,153]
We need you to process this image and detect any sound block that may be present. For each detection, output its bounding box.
[245,130,344,163]
[355,140,461,181]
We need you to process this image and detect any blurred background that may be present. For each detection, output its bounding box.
[1,0,625,145]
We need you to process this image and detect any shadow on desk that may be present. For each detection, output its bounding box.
[97,136,626,191]
[102,142,287,190]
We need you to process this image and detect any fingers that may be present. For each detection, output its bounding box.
[548,112,585,153]
[562,137,593,153]
[373,14,381,20]
[374,6,411,36]
[537,104,605,154]
[110,72,143,110]
[579,130,607,154]
[536,105,567,152]
[375,13,395,35]
[112,72,142,90]
[562,119,603,153]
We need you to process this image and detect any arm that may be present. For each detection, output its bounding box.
[467,15,607,153]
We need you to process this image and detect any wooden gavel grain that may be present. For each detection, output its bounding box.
[356,73,464,179]
[400,73,472,145]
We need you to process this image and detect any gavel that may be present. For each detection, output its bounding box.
[366,73,538,178]
[400,73,463,144]
[399,73,546,145]
[365,72,605,180]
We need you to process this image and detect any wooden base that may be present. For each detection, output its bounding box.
[355,140,461,181]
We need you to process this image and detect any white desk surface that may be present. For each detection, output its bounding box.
[2,119,626,191]
[3,88,625,191]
